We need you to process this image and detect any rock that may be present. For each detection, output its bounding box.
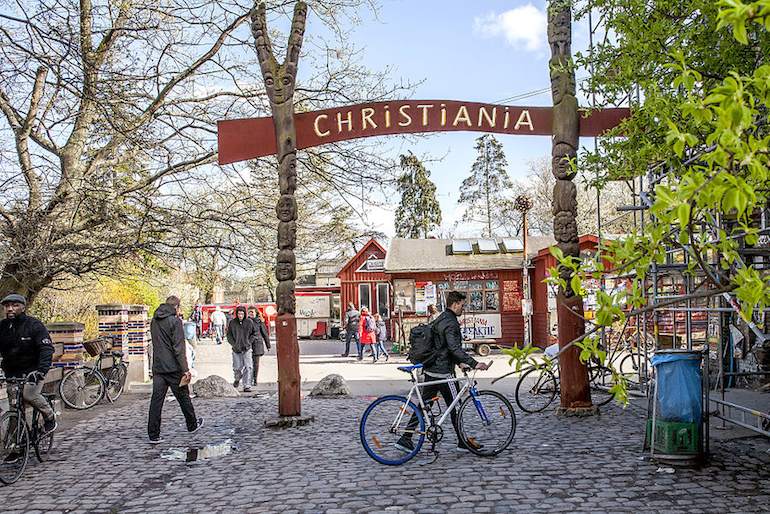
[193,375,240,398]
[309,374,350,397]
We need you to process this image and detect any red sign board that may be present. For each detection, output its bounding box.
[217,100,630,165]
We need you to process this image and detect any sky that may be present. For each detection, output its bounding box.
[297,0,595,238]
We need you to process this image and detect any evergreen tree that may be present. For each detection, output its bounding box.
[458,134,514,237]
[394,153,442,238]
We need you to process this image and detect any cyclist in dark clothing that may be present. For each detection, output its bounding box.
[0,293,57,433]
[396,291,489,453]
[147,295,203,443]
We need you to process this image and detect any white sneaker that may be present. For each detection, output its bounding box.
[148,436,164,444]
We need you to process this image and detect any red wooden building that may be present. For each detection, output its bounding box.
[384,237,553,346]
[337,239,391,321]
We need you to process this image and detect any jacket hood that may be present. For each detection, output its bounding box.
[154,303,177,320]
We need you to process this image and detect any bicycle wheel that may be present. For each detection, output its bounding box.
[589,365,615,407]
[515,367,558,413]
[458,390,516,457]
[106,363,128,402]
[619,353,650,384]
[59,367,106,409]
[0,411,30,485]
[32,410,55,463]
[359,395,425,465]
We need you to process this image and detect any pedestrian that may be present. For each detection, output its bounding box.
[0,293,57,435]
[358,307,376,362]
[427,304,439,323]
[247,308,271,387]
[395,291,489,454]
[210,306,226,345]
[341,302,360,358]
[190,304,203,339]
[227,305,255,393]
[373,313,389,362]
[147,296,203,444]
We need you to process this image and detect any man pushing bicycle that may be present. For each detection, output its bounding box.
[0,293,57,435]
[395,291,489,454]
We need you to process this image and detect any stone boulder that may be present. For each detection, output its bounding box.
[193,375,240,398]
[309,374,350,397]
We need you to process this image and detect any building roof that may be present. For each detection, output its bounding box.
[384,236,555,273]
[337,238,387,277]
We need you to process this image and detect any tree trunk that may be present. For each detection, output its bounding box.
[547,1,593,412]
[251,1,306,417]
[0,262,49,308]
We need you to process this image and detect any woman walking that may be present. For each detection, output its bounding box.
[358,307,377,362]
[373,313,389,362]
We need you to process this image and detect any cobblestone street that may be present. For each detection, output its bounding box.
[2,390,769,513]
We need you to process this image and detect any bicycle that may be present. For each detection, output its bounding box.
[58,336,129,410]
[0,373,56,485]
[512,359,614,414]
[359,362,516,465]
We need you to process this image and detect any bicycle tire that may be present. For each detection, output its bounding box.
[0,411,30,485]
[106,363,128,402]
[515,367,558,413]
[59,367,106,410]
[458,390,516,457]
[359,395,425,466]
[620,353,650,384]
[589,365,615,407]
[32,409,54,463]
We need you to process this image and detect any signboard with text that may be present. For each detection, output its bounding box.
[459,314,502,339]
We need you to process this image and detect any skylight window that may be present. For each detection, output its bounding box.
[477,239,500,254]
[502,238,523,253]
[452,239,472,255]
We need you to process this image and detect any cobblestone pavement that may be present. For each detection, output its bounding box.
[2,391,769,513]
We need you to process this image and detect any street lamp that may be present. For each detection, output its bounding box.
[513,194,533,347]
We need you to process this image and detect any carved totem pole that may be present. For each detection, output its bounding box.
[251,1,306,417]
[548,1,593,411]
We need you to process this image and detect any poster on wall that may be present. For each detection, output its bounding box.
[415,281,432,315]
[458,313,501,339]
[424,283,436,311]
[502,280,522,312]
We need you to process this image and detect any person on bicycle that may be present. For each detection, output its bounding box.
[396,291,489,453]
[0,293,57,434]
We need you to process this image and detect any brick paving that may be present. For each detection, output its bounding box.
[2,391,769,513]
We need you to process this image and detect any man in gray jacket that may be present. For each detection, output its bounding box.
[227,305,255,392]
[148,296,203,444]
[341,302,360,358]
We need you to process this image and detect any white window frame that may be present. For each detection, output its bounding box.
[376,283,390,319]
[358,283,372,312]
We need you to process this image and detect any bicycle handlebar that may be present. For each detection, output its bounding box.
[0,371,40,384]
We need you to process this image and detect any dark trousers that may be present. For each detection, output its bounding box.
[148,371,197,439]
[405,374,461,442]
[251,351,261,385]
[344,328,360,356]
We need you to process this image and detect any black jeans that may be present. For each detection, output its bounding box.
[405,374,462,443]
[147,371,197,439]
[344,327,360,356]
[251,350,261,385]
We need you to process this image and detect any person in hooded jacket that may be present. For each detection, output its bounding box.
[247,308,270,386]
[227,305,255,392]
[148,295,203,444]
[358,307,377,362]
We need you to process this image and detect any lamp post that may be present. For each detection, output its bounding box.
[514,194,533,347]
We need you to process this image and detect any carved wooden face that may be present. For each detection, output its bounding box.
[278,221,297,249]
[264,67,295,105]
[276,281,296,313]
[550,62,576,104]
[276,194,297,222]
[553,211,578,242]
[276,249,296,281]
[279,155,298,193]
[548,9,571,56]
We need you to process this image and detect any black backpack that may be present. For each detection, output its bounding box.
[407,322,438,365]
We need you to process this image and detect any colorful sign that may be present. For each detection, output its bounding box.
[502,280,522,312]
[459,314,502,339]
[217,100,631,164]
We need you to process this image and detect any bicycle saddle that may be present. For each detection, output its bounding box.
[397,363,423,373]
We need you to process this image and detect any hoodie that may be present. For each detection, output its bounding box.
[226,306,256,353]
[150,303,189,374]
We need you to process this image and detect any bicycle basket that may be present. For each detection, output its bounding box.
[82,337,110,357]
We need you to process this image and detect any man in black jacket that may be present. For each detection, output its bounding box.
[341,303,360,358]
[227,305,255,393]
[0,293,57,433]
[396,291,489,453]
[247,308,270,387]
[147,296,203,444]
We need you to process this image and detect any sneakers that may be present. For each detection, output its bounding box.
[456,439,484,452]
[233,380,240,388]
[43,417,57,434]
[243,387,252,393]
[148,436,164,444]
[189,417,205,434]
[394,436,415,454]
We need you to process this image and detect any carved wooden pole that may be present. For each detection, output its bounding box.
[548,0,593,412]
[251,1,306,417]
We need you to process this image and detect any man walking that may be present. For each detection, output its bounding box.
[247,308,270,387]
[341,302,360,358]
[148,296,203,444]
[227,305,255,393]
[210,306,226,344]
[0,294,57,434]
[395,291,489,453]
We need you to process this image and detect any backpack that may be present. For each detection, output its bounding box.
[364,316,375,333]
[407,322,438,365]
